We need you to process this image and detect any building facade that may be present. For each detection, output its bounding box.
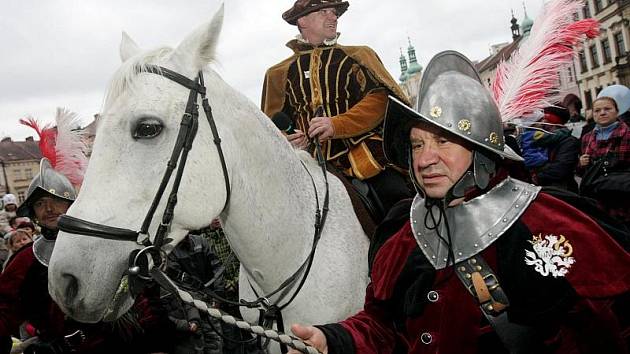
[0,137,42,203]
[575,0,630,116]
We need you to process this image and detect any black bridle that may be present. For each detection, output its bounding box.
[57,65,329,351]
[59,65,230,249]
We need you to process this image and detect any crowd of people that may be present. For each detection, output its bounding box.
[515,87,630,230]
[0,0,628,353]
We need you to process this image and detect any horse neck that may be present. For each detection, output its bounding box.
[215,97,320,291]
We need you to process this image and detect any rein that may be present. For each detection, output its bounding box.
[57,65,327,354]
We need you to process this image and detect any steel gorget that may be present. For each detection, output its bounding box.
[410,178,540,269]
[33,236,56,267]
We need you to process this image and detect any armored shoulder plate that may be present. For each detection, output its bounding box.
[410,178,540,269]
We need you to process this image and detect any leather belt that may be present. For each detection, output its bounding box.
[455,255,509,316]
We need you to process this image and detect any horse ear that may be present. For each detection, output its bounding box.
[120,31,142,62]
[171,3,224,72]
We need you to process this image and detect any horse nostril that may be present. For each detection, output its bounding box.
[63,273,80,302]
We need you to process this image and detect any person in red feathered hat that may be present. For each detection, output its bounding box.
[0,126,174,354]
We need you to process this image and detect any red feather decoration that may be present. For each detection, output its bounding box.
[19,109,88,187]
[19,117,57,166]
[492,0,600,123]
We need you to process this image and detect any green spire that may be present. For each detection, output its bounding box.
[406,37,422,75]
[399,48,409,82]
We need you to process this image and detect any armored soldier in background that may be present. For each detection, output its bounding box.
[0,159,172,354]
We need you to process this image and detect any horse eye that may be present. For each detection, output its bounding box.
[133,119,163,139]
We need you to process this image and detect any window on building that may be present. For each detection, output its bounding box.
[602,39,612,64]
[579,51,588,72]
[568,66,574,82]
[585,90,593,110]
[596,86,603,95]
[614,32,626,56]
[17,191,25,203]
[594,0,603,12]
[590,45,600,68]
[583,3,591,18]
[25,168,33,179]
[14,169,22,181]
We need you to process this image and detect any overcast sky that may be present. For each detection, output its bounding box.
[0,0,542,140]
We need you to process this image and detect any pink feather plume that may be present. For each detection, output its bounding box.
[492,0,600,123]
[19,108,89,187]
[53,108,89,187]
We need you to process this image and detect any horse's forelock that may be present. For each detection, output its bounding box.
[104,47,174,109]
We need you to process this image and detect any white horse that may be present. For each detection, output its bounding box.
[47,4,369,340]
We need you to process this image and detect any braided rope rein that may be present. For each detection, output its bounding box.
[150,268,322,354]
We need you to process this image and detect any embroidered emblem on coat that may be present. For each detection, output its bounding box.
[524,234,575,278]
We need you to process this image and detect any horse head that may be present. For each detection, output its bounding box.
[48,5,236,322]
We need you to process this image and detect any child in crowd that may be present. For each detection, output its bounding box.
[3,229,33,270]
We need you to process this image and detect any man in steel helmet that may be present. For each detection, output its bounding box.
[0,158,79,353]
[288,51,630,354]
[0,159,174,354]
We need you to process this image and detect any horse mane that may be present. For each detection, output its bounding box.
[104,47,174,109]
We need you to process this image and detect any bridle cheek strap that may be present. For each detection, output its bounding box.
[57,64,231,250]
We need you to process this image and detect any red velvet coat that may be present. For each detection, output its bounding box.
[0,244,65,341]
[321,193,630,354]
[0,243,174,354]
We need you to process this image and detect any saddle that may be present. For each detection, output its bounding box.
[326,165,379,239]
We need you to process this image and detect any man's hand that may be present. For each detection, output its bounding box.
[579,154,591,167]
[287,324,328,354]
[308,117,335,142]
[288,129,309,150]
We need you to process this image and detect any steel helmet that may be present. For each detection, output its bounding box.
[383,51,523,201]
[17,158,76,218]
[384,50,522,170]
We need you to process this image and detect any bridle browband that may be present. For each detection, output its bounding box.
[59,65,230,248]
[57,65,330,352]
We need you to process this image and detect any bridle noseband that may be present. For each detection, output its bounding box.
[58,64,231,269]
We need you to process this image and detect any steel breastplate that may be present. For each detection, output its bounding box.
[33,236,56,267]
[410,178,540,269]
